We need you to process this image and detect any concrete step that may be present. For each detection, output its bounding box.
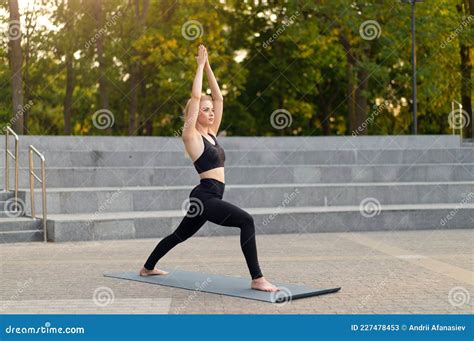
[0,191,15,201]
[7,163,474,188]
[0,216,43,243]
[45,203,474,242]
[2,134,460,151]
[1,148,472,168]
[0,229,44,243]
[0,217,43,232]
[21,181,474,215]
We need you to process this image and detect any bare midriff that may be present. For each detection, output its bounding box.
[199,167,225,184]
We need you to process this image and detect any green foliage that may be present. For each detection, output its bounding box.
[0,0,470,136]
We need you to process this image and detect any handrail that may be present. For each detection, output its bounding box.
[4,126,19,204]
[29,145,47,242]
[451,100,463,139]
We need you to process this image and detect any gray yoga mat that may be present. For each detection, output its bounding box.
[103,268,341,303]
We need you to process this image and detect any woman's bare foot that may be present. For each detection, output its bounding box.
[139,267,169,276]
[251,276,279,292]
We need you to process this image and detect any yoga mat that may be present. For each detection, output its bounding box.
[103,268,341,303]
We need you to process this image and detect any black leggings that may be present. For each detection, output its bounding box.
[144,178,264,279]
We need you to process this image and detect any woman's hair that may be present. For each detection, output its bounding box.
[181,94,213,123]
[181,94,214,159]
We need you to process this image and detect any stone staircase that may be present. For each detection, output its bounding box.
[0,190,42,242]
[1,134,472,243]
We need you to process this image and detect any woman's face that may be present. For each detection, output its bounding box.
[197,100,215,126]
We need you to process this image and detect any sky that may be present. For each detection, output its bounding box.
[1,0,56,35]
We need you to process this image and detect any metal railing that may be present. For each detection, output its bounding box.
[451,100,464,139]
[29,145,48,242]
[4,126,19,203]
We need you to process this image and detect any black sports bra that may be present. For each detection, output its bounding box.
[193,133,226,174]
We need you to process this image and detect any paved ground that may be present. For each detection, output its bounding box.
[1,229,473,314]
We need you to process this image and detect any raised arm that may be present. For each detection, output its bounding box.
[204,55,223,135]
[182,44,207,140]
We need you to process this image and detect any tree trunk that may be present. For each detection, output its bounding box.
[315,83,331,136]
[145,119,153,136]
[23,3,38,135]
[63,52,74,135]
[339,32,357,134]
[128,62,138,135]
[128,0,149,135]
[355,67,369,135]
[24,18,31,133]
[320,105,331,136]
[94,0,111,134]
[460,42,472,138]
[8,0,24,134]
[141,69,152,135]
[457,0,473,138]
[23,38,30,134]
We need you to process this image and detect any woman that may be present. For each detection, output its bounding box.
[140,44,279,292]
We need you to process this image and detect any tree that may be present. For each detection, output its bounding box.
[457,0,473,138]
[7,0,23,134]
[92,0,111,133]
[127,0,149,135]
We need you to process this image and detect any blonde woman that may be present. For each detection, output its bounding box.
[141,44,278,292]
